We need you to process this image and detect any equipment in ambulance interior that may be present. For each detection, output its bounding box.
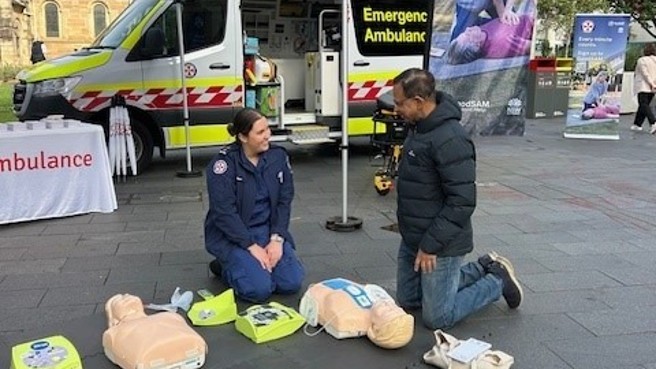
[299,278,414,349]
[102,294,207,369]
[371,90,408,196]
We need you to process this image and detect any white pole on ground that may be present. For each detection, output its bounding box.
[175,0,201,178]
[325,0,362,232]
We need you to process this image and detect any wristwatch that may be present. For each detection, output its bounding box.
[270,234,284,243]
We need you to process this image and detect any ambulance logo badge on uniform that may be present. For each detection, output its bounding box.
[213,160,228,174]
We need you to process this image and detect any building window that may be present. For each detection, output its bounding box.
[93,3,108,37]
[44,2,59,37]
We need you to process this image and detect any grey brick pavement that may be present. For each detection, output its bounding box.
[2,117,656,368]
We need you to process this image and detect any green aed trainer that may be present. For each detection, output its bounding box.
[187,288,238,326]
[11,335,82,369]
[235,302,305,344]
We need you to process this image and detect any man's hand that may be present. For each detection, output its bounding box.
[248,244,272,272]
[414,249,437,273]
[266,240,283,269]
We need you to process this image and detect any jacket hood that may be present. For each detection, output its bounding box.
[416,91,462,134]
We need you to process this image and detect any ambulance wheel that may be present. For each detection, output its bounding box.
[131,120,153,174]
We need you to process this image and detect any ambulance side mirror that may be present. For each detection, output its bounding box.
[141,27,166,59]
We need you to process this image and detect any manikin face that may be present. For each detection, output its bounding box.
[239,117,271,155]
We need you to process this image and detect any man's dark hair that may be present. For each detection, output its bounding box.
[393,68,436,100]
[644,43,656,57]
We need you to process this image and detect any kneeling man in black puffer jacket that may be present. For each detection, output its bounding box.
[392,68,523,329]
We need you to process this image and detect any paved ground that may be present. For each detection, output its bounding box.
[2,116,656,369]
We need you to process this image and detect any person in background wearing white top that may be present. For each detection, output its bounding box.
[631,43,656,133]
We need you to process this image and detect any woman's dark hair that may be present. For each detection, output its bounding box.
[644,43,656,57]
[227,108,264,142]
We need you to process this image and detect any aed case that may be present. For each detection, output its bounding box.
[235,302,305,343]
[11,335,82,369]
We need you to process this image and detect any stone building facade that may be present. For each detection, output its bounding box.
[0,0,129,66]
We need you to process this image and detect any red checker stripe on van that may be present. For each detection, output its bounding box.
[348,80,394,101]
[69,85,243,112]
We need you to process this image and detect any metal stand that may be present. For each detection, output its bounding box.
[174,0,201,178]
[325,0,362,232]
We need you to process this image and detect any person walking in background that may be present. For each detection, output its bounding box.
[391,68,522,330]
[30,40,46,64]
[204,108,305,303]
[582,71,609,111]
[631,43,656,133]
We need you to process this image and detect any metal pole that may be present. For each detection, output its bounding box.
[340,0,348,224]
[175,0,201,178]
[325,0,362,232]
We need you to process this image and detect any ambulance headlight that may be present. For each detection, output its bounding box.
[33,76,82,97]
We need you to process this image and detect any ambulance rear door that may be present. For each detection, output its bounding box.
[128,0,241,147]
[347,0,426,131]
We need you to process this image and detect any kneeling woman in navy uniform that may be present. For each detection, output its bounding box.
[204,108,305,302]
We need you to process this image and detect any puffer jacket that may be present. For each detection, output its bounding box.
[396,91,476,257]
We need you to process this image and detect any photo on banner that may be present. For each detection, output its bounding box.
[563,14,630,140]
[425,0,537,135]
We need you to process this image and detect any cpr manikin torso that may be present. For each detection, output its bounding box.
[103,294,207,369]
[299,278,414,349]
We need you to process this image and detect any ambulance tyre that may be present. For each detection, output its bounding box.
[131,120,153,174]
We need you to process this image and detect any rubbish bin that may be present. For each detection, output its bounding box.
[526,58,556,118]
[554,58,573,117]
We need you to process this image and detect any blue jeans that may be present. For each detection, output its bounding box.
[396,241,502,329]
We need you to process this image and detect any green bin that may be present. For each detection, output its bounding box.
[554,58,574,117]
[526,58,556,118]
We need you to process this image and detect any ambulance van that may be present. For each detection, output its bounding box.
[13,0,426,172]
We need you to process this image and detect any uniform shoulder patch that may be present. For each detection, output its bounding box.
[213,159,228,174]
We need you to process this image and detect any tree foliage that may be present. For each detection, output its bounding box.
[537,0,613,37]
[611,0,656,38]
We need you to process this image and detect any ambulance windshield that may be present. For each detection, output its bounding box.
[91,0,160,48]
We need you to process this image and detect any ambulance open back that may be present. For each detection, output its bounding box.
[13,0,426,172]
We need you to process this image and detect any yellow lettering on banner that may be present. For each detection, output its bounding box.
[362,6,427,26]
[364,28,426,43]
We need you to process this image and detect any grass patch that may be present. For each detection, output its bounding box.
[0,83,16,123]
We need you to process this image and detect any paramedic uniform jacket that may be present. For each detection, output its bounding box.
[396,91,476,257]
[204,143,294,261]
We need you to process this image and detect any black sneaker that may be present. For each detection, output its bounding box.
[209,259,222,277]
[487,260,523,309]
[478,253,496,270]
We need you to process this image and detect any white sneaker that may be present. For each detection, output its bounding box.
[630,125,643,131]
[651,124,656,134]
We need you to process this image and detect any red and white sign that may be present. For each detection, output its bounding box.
[0,122,117,224]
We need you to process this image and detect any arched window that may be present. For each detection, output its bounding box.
[44,2,59,37]
[93,3,108,37]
